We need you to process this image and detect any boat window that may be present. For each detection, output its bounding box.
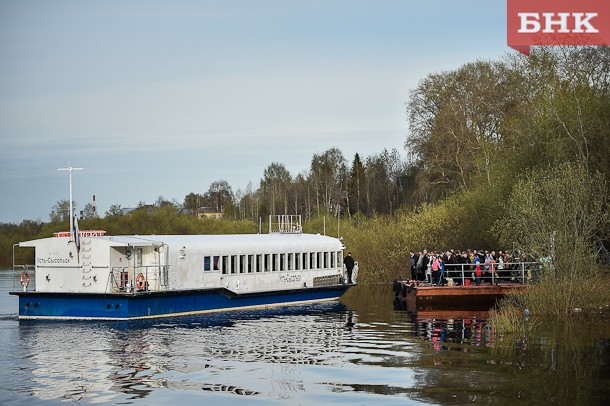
[323,252,328,268]
[337,251,342,268]
[204,256,211,271]
[309,252,315,269]
[330,252,335,268]
[256,254,262,272]
[247,255,254,273]
[280,254,285,271]
[303,253,308,270]
[272,254,278,271]
[295,253,301,270]
[264,254,270,271]
[239,255,246,273]
[213,256,220,271]
[317,252,323,269]
[222,256,229,275]
[231,255,238,274]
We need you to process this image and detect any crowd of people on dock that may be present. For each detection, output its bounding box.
[408,249,518,286]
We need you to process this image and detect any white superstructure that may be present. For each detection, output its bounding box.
[18,217,350,295]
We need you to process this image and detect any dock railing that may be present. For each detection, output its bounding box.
[438,261,542,286]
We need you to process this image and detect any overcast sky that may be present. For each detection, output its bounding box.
[0,1,508,223]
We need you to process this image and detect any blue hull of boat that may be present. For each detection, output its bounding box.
[10,285,353,320]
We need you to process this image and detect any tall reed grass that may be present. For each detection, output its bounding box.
[489,270,610,335]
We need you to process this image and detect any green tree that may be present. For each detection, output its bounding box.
[310,147,346,215]
[260,163,292,216]
[406,60,527,200]
[49,199,74,223]
[497,162,609,273]
[363,149,406,215]
[105,204,123,217]
[496,162,609,316]
[503,47,610,184]
[347,153,366,216]
[204,180,233,212]
[82,202,98,219]
[235,182,258,221]
[183,193,205,211]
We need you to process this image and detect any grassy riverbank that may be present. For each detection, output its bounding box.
[489,268,610,333]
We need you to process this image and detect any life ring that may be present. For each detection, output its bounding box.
[135,273,146,290]
[20,272,30,286]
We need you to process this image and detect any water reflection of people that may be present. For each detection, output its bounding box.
[344,310,355,331]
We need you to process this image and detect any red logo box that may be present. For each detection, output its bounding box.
[507,0,610,55]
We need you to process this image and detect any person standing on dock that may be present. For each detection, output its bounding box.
[415,250,426,281]
[431,255,440,285]
[425,252,433,284]
[484,253,491,284]
[344,252,355,284]
[497,252,506,279]
[489,254,497,285]
[474,259,482,286]
[409,251,417,282]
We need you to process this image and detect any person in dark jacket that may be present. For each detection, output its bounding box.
[409,251,417,281]
[421,250,430,282]
[344,252,355,284]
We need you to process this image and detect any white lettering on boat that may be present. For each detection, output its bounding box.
[37,257,71,264]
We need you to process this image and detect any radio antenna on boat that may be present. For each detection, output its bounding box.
[58,164,83,241]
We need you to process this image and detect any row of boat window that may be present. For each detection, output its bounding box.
[203,251,343,274]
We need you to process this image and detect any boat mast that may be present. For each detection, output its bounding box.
[58,165,83,241]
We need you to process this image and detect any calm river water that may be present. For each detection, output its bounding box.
[1,271,609,405]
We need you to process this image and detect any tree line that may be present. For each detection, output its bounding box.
[45,148,410,223]
[180,147,410,221]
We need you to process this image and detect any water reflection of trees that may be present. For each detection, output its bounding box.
[489,318,610,405]
[401,311,610,405]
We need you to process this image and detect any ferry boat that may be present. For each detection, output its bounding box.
[10,215,356,320]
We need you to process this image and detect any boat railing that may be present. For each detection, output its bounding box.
[435,261,543,286]
[110,265,170,293]
[269,215,302,234]
[11,264,36,292]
